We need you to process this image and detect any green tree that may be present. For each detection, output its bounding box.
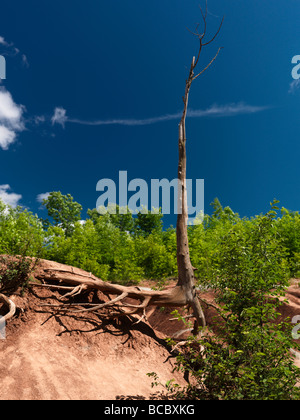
[42,191,82,237]
[134,209,163,237]
[0,200,44,257]
[188,199,240,283]
[134,232,176,280]
[87,205,135,233]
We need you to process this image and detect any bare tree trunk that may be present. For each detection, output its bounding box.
[175,8,223,331]
[176,57,206,332]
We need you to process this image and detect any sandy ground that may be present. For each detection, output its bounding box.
[0,321,180,400]
[0,275,299,400]
[0,287,187,400]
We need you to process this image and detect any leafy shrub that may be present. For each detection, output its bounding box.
[277,208,300,277]
[0,201,44,257]
[0,255,35,295]
[164,201,300,400]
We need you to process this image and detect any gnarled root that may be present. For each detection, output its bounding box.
[30,259,205,332]
[0,293,16,321]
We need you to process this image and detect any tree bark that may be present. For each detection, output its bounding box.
[175,9,224,331]
[176,57,206,331]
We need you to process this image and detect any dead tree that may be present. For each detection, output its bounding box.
[176,5,223,331]
[24,6,223,331]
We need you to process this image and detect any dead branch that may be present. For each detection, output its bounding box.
[193,46,223,81]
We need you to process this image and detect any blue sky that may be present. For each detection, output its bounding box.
[0,0,299,227]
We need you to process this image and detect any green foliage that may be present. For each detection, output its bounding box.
[44,214,144,284]
[189,199,240,283]
[42,191,82,237]
[0,254,36,295]
[1,193,300,399]
[276,208,300,277]
[0,201,43,295]
[87,205,135,233]
[134,208,163,237]
[1,195,300,290]
[168,201,300,400]
[209,200,290,304]
[0,200,44,257]
[134,232,177,279]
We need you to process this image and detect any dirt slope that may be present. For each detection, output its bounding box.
[0,273,299,400]
[0,285,188,400]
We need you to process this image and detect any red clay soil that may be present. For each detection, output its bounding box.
[0,266,299,400]
[0,284,189,400]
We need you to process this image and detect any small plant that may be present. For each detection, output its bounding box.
[0,254,36,295]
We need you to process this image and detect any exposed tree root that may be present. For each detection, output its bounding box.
[29,259,199,327]
[0,293,16,321]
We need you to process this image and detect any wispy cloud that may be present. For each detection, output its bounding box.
[68,112,182,126]
[188,103,270,118]
[36,192,50,203]
[0,35,29,68]
[0,37,9,47]
[0,184,22,207]
[289,79,300,94]
[51,107,67,127]
[0,100,269,150]
[52,102,269,128]
[0,87,25,150]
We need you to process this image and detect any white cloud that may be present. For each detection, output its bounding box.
[0,88,25,150]
[36,192,50,203]
[0,184,22,207]
[51,107,67,127]
[0,126,16,150]
[0,88,24,124]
